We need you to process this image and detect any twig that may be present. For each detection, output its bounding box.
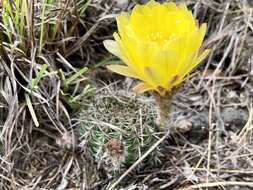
[179,181,253,190]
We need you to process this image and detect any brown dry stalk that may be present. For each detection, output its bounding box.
[179,181,253,190]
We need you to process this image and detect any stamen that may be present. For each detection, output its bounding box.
[147,32,172,43]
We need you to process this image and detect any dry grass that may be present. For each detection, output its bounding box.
[0,0,252,189]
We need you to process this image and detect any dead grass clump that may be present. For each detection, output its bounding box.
[191,0,253,76]
[0,0,105,189]
[89,0,253,189]
[0,0,252,189]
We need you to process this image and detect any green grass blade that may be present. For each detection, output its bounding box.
[1,8,12,42]
[94,59,123,68]
[3,0,14,19]
[25,93,39,127]
[31,64,48,88]
[64,67,88,87]
[77,0,92,16]
[48,1,59,40]
[50,19,59,40]
[15,0,20,34]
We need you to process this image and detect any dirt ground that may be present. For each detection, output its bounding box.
[0,0,253,190]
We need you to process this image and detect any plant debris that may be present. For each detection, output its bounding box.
[0,0,252,189]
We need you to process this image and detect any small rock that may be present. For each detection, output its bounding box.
[174,119,192,133]
[187,113,209,144]
[172,113,209,144]
[56,132,77,150]
[221,107,248,132]
[115,0,129,8]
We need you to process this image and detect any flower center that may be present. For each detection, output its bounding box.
[148,32,164,41]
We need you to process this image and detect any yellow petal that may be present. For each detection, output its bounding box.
[180,49,210,80]
[196,49,210,64]
[153,50,178,88]
[179,4,188,11]
[116,12,130,37]
[103,1,209,95]
[164,2,177,11]
[130,6,144,35]
[107,65,138,78]
[113,32,142,73]
[117,12,130,25]
[143,67,159,87]
[146,0,160,8]
[194,23,207,50]
[103,40,121,58]
[133,82,153,94]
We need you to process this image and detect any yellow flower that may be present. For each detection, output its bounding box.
[104,0,209,96]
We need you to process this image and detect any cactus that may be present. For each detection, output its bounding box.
[80,90,163,172]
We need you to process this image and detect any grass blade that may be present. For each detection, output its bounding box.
[64,67,88,87]
[1,8,12,42]
[3,0,14,19]
[15,0,20,34]
[20,0,27,39]
[25,93,39,127]
[31,64,48,89]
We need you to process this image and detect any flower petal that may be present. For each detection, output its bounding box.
[180,49,210,80]
[103,1,209,95]
[133,82,153,94]
[103,40,121,58]
[107,65,138,78]
[116,12,130,37]
[146,0,160,8]
[196,49,210,64]
[194,23,207,50]
[164,2,178,11]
